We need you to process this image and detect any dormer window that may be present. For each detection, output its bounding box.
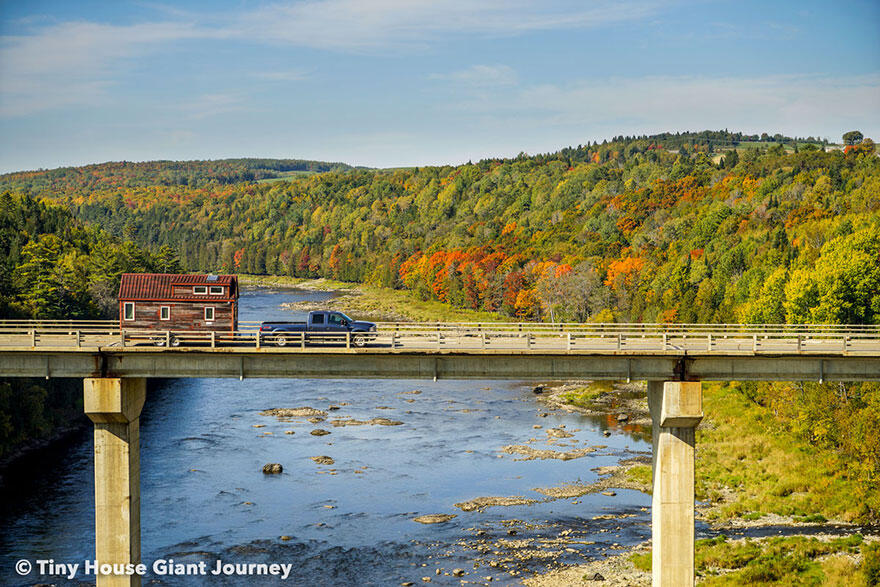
[193,286,207,295]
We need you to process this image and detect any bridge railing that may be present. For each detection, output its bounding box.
[2,319,879,337]
[1,324,879,355]
[373,321,880,335]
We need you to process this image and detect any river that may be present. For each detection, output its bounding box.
[0,287,655,586]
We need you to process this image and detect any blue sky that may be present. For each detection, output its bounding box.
[0,0,878,172]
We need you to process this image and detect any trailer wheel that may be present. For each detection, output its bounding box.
[274,333,289,347]
[169,335,181,347]
[352,333,367,348]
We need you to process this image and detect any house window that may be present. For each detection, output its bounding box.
[204,307,215,322]
[123,302,135,321]
[209,286,224,295]
[160,306,170,320]
[193,286,208,295]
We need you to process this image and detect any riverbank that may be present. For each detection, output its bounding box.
[0,378,87,488]
[237,275,508,322]
[526,533,880,586]
[527,380,880,584]
[537,380,877,527]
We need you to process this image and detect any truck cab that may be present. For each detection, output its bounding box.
[259,311,377,347]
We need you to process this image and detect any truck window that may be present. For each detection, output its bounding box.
[312,313,325,325]
[329,313,344,325]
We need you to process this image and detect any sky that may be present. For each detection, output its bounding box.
[0,0,878,173]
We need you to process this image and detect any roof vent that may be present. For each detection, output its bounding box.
[207,274,219,282]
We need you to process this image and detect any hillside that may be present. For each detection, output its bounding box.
[0,157,353,194]
[2,130,875,326]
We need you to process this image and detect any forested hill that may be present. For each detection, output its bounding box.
[1,130,878,325]
[0,157,353,194]
[0,191,177,319]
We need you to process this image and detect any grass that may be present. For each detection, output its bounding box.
[735,141,832,151]
[626,464,652,487]
[255,170,318,184]
[630,535,880,585]
[696,381,870,523]
[558,382,613,408]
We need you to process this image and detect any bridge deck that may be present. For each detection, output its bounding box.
[1,322,878,381]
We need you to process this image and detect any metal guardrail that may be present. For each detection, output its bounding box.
[0,322,878,355]
[373,321,880,334]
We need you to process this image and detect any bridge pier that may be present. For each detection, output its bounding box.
[84,378,146,587]
[648,381,703,586]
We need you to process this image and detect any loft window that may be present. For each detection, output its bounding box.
[123,302,135,321]
[160,306,170,320]
[209,286,224,295]
[205,307,215,321]
[193,286,208,295]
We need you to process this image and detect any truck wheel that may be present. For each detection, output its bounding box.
[352,334,367,348]
[169,335,181,347]
[275,333,289,347]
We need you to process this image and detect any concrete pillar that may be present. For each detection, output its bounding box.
[647,380,703,587]
[84,378,146,587]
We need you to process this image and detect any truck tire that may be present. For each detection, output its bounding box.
[352,333,367,348]
[169,334,181,347]
[274,333,289,347]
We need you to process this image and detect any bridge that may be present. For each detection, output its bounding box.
[2,320,880,586]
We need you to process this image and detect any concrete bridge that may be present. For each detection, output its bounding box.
[2,320,880,586]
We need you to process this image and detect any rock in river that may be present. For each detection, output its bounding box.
[262,463,283,474]
[260,407,328,419]
[311,456,335,465]
[310,429,331,436]
[413,514,457,524]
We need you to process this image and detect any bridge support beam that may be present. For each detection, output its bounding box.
[84,378,146,587]
[648,380,703,586]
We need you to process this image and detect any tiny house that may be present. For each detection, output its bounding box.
[118,273,239,332]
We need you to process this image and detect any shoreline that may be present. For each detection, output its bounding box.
[0,417,90,488]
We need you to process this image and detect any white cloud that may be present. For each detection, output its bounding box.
[430,65,518,87]
[0,1,671,116]
[0,20,219,116]
[179,92,248,120]
[242,0,668,50]
[251,70,310,82]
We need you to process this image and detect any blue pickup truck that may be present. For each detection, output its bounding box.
[259,310,378,347]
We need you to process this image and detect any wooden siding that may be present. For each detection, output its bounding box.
[119,300,236,332]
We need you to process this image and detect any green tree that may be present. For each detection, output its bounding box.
[740,267,788,323]
[843,130,864,145]
[154,244,182,273]
[14,234,67,317]
[784,228,880,324]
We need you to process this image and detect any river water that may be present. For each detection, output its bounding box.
[0,288,655,586]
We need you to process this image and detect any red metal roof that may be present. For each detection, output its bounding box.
[118,273,238,301]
